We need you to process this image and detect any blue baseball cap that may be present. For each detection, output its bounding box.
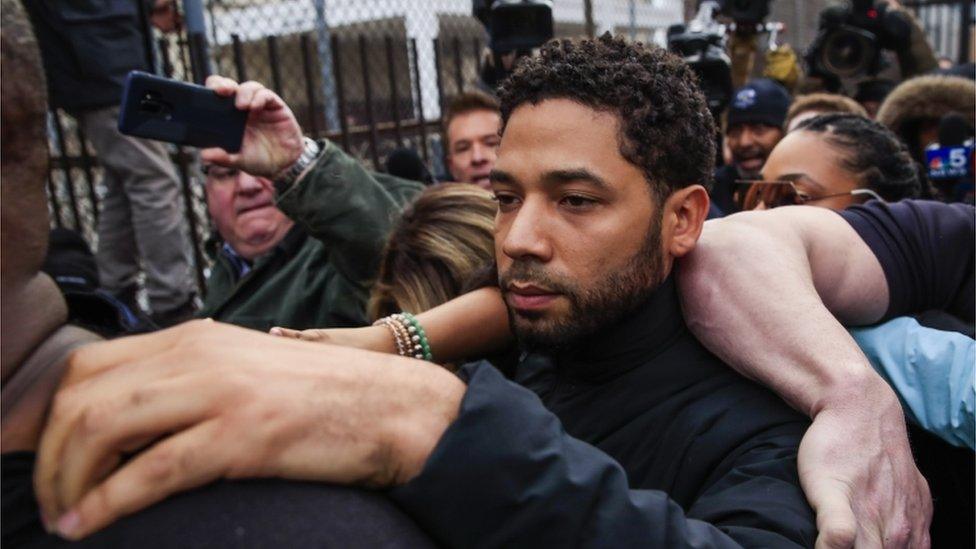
[727,78,792,129]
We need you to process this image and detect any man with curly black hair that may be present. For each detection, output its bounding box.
[450,32,816,545]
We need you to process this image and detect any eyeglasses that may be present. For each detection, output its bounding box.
[201,164,239,184]
[734,180,884,210]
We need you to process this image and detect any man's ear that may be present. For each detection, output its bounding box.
[663,185,709,259]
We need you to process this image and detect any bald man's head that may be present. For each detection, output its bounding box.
[1,0,68,379]
[1,0,50,285]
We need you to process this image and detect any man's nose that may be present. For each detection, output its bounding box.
[500,198,552,263]
[738,127,759,148]
[236,172,265,194]
[471,143,488,164]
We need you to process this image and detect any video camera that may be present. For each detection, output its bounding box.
[805,0,913,80]
[668,1,734,117]
[474,0,554,88]
[668,0,781,117]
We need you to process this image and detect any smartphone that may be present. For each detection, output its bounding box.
[118,71,246,152]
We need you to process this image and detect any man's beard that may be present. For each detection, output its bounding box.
[498,214,664,353]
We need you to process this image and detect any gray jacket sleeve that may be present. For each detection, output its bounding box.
[388,362,815,548]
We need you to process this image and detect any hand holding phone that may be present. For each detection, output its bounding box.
[118,72,304,178]
[200,75,305,179]
[118,71,247,152]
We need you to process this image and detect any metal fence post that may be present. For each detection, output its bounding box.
[313,0,341,131]
[385,35,405,148]
[300,34,322,135]
[331,35,352,152]
[584,0,596,38]
[410,38,430,163]
[51,112,82,230]
[358,34,381,168]
[628,0,637,40]
[182,0,212,84]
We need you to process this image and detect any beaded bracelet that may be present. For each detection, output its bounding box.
[399,312,433,362]
[375,317,410,357]
[373,312,433,362]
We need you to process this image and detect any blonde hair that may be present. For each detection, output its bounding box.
[368,184,496,321]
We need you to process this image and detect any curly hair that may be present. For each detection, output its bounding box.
[496,33,716,200]
[796,113,922,201]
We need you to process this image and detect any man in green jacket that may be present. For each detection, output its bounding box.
[197,135,422,331]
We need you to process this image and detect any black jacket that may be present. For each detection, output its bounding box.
[24,0,154,113]
[392,276,816,547]
[711,164,740,217]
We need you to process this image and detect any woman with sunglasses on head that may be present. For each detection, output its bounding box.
[738,113,924,211]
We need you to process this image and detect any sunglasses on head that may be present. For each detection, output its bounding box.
[734,180,884,211]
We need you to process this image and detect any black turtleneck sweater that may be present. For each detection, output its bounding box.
[391,276,816,547]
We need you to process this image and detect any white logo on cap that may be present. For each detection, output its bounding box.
[733,88,757,109]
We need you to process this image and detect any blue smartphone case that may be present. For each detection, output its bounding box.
[118,71,247,152]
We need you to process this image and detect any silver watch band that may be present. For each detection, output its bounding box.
[273,137,322,195]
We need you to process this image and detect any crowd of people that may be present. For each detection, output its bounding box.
[1,0,974,547]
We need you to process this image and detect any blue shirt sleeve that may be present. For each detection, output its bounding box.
[851,317,975,450]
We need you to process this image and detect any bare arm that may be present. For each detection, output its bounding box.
[678,207,888,415]
[678,206,931,549]
[271,287,513,364]
[411,287,511,362]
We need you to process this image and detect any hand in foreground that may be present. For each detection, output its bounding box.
[201,75,305,179]
[34,320,465,540]
[269,325,396,354]
[799,388,932,549]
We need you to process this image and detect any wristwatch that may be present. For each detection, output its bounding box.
[273,137,322,195]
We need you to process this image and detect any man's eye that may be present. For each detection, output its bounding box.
[492,193,520,209]
[207,167,238,181]
[561,195,596,209]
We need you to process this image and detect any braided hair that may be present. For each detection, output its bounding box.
[795,113,923,201]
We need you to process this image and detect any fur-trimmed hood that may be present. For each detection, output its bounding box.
[877,75,976,140]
